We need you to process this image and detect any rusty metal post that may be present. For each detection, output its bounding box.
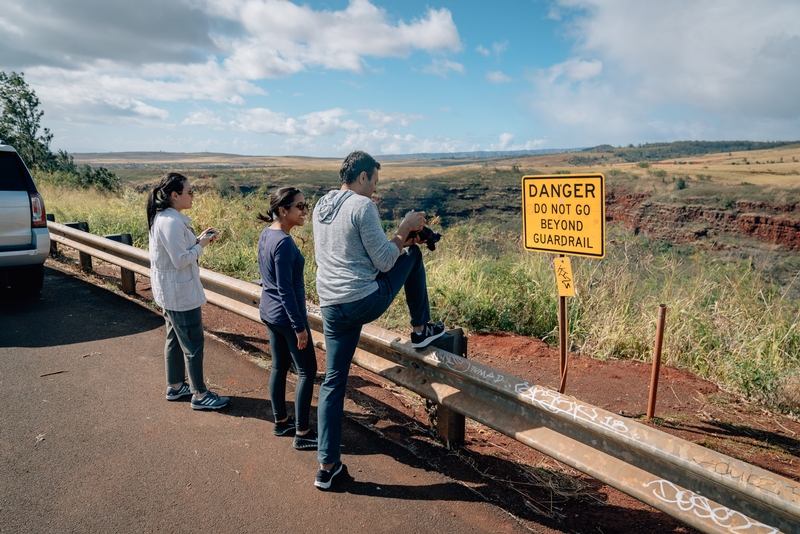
[64,222,92,271]
[105,234,136,294]
[558,295,568,394]
[647,304,668,420]
[430,327,467,448]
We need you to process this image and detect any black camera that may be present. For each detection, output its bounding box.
[408,226,442,251]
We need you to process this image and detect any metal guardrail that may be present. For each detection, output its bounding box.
[47,221,800,534]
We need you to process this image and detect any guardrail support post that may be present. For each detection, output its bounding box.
[430,328,467,448]
[46,214,58,256]
[64,222,92,272]
[105,234,136,294]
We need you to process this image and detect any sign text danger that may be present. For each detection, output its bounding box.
[521,174,605,258]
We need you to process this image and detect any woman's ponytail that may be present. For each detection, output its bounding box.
[147,172,188,231]
[257,187,301,224]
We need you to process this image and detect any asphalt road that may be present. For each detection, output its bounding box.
[0,266,528,533]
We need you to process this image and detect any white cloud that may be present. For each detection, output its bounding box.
[359,110,425,127]
[232,107,362,137]
[542,59,602,82]
[182,109,227,129]
[492,41,509,58]
[490,133,547,151]
[527,0,800,144]
[334,130,460,155]
[422,58,465,78]
[492,133,514,150]
[2,0,462,129]
[486,70,512,84]
[213,0,462,77]
[234,108,300,135]
[476,41,509,61]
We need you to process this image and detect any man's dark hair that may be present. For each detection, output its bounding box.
[340,150,380,185]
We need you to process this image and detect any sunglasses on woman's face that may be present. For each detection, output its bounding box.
[287,201,309,211]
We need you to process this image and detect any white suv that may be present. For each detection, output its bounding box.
[0,141,50,294]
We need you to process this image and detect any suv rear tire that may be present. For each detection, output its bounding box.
[9,264,44,295]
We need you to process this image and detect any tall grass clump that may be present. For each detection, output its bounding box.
[570,229,800,406]
[40,184,149,246]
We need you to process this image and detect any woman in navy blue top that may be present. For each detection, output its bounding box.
[257,187,318,450]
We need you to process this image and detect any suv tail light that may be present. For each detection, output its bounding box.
[30,193,47,228]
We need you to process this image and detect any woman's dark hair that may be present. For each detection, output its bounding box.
[257,187,302,223]
[147,172,187,231]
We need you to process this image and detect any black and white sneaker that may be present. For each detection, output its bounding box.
[314,461,344,490]
[166,382,191,400]
[293,430,318,450]
[410,321,446,348]
[273,416,296,436]
[190,391,230,410]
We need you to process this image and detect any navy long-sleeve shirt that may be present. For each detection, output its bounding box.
[257,227,307,333]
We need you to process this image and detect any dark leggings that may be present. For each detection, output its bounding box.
[265,321,318,432]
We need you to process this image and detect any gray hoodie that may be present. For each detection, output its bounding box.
[313,189,401,306]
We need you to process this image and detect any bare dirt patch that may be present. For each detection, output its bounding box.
[60,257,800,533]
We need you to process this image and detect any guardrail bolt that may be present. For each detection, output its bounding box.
[429,327,467,449]
[64,222,92,272]
[105,233,136,295]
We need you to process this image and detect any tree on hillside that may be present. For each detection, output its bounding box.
[0,71,119,190]
[0,71,53,170]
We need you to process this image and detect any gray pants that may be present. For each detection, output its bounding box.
[163,307,207,395]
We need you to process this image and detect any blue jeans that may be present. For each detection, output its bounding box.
[265,321,318,433]
[163,307,207,395]
[317,245,430,464]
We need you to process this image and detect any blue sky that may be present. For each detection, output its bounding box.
[1,0,799,157]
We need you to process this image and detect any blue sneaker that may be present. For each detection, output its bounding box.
[166,382,191,400]
[190,391,230,410]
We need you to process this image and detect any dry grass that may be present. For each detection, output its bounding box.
[38,147,800,413]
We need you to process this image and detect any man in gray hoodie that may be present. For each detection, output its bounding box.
[312,150,445,490]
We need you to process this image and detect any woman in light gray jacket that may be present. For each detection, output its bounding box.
[147,172,229,410]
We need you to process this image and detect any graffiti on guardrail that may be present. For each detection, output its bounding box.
[515,383,631,435]
[693,455,800,501]
[644,479,780,534]
[427,349,630,435]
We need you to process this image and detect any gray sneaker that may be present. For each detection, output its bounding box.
[190,391,230,410]
[166,382,191,400]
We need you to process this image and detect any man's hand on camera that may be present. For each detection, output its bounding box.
[392,210,426,251]
[402,210,426,232]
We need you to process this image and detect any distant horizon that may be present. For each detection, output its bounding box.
[70,139,800,161]
[71,147,582,159]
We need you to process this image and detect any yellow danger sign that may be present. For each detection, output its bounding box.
[522,174,605,258]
